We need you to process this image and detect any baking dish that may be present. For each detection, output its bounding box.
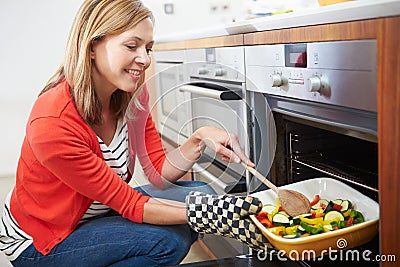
[250,177,379,260]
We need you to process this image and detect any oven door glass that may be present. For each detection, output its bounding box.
[192,154,246,195]
[155,63,191,141]
[183,84,248,177]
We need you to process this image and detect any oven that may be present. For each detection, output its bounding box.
[184,46,250,196]
[245,40,380,266]
[154,50,192,144]
[182,46,253,259]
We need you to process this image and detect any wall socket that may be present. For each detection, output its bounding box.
[164,3,174,14]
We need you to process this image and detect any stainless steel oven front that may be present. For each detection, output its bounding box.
[183,46,252,259]
[154,50,192,144]
[184,46,250,195]
[246,40,379,266]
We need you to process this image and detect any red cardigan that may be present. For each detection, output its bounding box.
[10,79,167,255]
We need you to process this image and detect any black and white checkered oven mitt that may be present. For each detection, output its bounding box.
[185,191,269,251]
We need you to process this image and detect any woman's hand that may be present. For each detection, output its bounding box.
[186,191,269,251]
[194,126,255,167]
[161,126,254,185]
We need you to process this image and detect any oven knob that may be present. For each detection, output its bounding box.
[198,67,208,75]
[271,74,287,87]
[306,76,322,92]
[214,68,226,77]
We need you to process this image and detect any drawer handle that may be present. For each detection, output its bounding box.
[179,85,241,101]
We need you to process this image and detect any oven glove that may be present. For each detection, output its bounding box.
[185,191,269,251]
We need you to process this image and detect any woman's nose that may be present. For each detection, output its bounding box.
[136,49,151,67]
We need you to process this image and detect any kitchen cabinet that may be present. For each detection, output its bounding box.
[153,15,400,267]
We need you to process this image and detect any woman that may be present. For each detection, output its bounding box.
[0,0,267,266]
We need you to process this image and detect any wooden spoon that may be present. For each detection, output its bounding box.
[241,162,311,217]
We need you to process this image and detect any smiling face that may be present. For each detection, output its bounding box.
[90,17,154,99]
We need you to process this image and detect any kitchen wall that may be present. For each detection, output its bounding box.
[143,0,319,38]
[0,1,82,176]
[142,0,247,36]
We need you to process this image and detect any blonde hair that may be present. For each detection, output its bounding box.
[40,0,154,125]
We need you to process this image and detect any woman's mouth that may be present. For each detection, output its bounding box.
[125,69,141,76]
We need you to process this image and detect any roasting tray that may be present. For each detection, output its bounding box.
[250,177,379,260]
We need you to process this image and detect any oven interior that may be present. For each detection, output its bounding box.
[276,114,379,202]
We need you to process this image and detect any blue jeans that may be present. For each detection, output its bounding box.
[12,181,215,267]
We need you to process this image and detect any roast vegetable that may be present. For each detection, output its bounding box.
[256,195,365,238]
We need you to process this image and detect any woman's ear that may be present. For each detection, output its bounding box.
[90,39,97,59]
[90,43,95,59]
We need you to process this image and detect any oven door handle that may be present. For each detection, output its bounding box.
[192,163,231,192]
[179,85,241,100]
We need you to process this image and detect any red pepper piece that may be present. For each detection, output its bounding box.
[256,216,274,228]
[346,217,354,227]
[310,195,320,206]
[333,204,343,211]
[257,211,268,217]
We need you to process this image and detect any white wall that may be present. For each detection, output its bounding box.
[142,0,247,38]
[0,1,83,176]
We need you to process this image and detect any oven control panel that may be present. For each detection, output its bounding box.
[185,46,245,83]
[245,40,377,112]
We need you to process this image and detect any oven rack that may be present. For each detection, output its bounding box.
[292,158,378,193]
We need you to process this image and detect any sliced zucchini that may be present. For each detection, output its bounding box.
[291,213,312,225]
[298,225,306,232]
[323,201,335,213]
[324,210,345,222]
[272,213,290,226]
[340,200,352,212]
[323,224,333,231]
[278,211,290,218]
[261,204,276,214]
[311,199,329,210]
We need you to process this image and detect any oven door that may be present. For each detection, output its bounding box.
[155,62,192,144]
[179,81,249,180]
[179,79,252,259]
[192,154,247,195]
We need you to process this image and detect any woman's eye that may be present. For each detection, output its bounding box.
[146,48,153,54]
[126,45,136,50]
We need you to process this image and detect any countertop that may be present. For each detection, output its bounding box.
[155,0,400,43]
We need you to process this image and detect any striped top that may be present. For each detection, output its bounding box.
[0,119,129,261]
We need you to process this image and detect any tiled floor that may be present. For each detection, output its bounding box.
[0,176,211,266]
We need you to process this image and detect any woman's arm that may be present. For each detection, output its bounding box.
[161,126,254,184]
[142,198,187,224]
